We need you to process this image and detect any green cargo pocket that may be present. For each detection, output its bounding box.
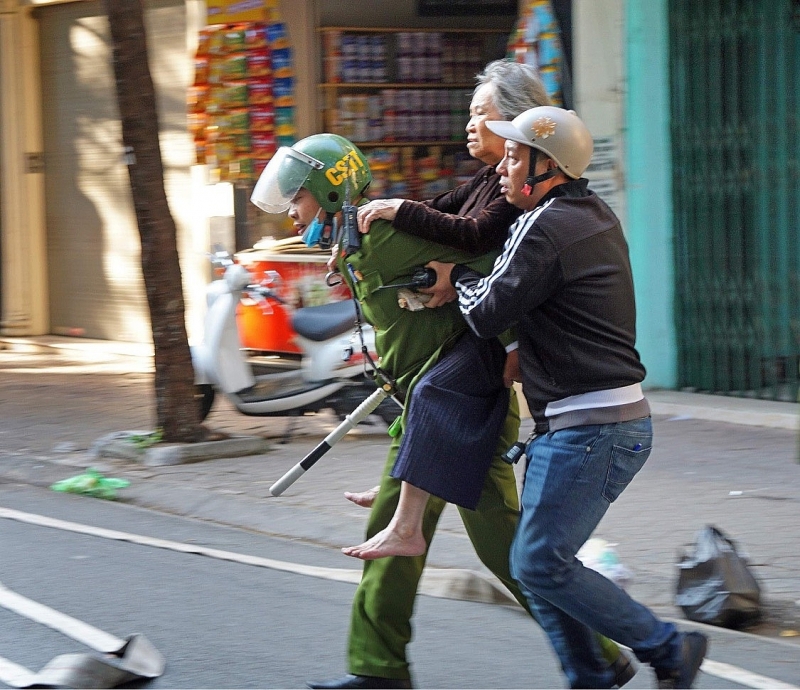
[350,268,395,328]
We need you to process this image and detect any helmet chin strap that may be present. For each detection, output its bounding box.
[521,167,560,196]
[318,211,338,250]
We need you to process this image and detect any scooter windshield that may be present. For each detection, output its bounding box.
[251,147,324,214]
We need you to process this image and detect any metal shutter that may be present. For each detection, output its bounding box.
[670,0,800,401]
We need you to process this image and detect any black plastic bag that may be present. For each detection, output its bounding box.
[675,525,762,628]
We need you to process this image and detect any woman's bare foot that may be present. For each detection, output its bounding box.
[344,485,380,508]
[342,524,426,560]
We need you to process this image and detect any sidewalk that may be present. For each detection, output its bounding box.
[2,335,799,644]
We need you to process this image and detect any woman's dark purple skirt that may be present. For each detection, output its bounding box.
[390,331,509,510]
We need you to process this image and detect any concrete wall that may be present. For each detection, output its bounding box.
[573,0,675,389]
[573,0,627,226]
[624,0,675,389]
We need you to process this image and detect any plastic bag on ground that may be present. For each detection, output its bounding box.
[51,468,130,500]
[576,538,633,589]
[675,524,761,628]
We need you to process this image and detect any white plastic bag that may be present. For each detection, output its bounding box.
[577,538,633,589]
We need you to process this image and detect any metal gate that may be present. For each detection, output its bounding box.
[669,0,800,401]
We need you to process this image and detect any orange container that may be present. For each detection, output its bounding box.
[234,239,351,353]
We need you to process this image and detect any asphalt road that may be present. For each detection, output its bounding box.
[2,485,800,689]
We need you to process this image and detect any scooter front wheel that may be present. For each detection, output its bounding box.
[194,384,216,421]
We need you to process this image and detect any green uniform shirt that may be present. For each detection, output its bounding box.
[337,217,497,397]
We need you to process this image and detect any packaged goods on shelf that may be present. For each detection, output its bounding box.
[319,27,508,201]
[453,150,484,183]
[333,89,472,144]
[365,146,459,201]
[247,49,271,78]
[322,30,486,86]
[250,106,275,131]
[272,47,293,78]
[273,77,295,107]
[248,80,273,106]
[266,21,290,49]
[190,18,296,182]
[328,31,389,83]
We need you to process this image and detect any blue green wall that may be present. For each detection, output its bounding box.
[625,0,676,388]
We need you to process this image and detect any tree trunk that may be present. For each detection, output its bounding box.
[105,0,204,442]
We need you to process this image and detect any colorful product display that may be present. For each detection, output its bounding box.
[189,17,297,183]
[507,0,566,106]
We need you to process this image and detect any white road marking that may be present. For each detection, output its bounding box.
[0,580,126,688]
[0,580,164,688]
[0,657,36,688]
[0,581,123,652]
[0,505,361,583]
[701,659,798,689]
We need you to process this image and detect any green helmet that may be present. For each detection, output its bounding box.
[251,134,372,214]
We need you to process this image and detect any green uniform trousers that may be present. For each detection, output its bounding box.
[346,392,622,681]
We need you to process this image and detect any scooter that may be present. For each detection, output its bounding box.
[191,250,398,432]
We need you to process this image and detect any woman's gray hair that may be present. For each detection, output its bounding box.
[474,59,551,119]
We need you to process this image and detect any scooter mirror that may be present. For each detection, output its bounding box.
[208,244,233,270]
[325,270,343,287]
[261,270,282,287]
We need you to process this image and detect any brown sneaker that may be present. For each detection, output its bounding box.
[656,632,708,689]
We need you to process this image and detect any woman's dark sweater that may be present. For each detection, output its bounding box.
[392,165,522,254]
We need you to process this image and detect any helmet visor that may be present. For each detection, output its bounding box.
[250,147,324,213]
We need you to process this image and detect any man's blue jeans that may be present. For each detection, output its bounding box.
[510,417,681,688]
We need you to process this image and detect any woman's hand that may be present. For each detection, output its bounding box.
[357,199,404,234]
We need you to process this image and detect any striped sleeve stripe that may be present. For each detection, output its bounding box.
[457,199,555,314]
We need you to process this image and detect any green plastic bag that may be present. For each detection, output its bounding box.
[51,467,130,500]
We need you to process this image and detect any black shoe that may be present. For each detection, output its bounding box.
[656,632,708,689]
[306,674,412,689]
[612,649,638,688]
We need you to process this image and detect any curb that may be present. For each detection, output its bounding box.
[648,390,799,431]
[650,401,799,431]
[90,431,272,467]
[143,437,270,467]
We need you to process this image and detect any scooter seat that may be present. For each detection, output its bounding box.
[292,299,358,342]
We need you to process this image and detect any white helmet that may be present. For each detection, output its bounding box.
[486,106,593,179]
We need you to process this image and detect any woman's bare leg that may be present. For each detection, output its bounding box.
[342,482,430,560]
